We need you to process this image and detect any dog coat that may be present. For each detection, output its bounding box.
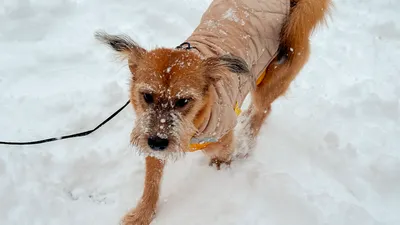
[186,0,290,150]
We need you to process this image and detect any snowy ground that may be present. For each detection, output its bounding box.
[0,0,399,224]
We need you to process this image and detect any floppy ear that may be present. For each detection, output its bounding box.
[203,55,250,82]
[94,31,146,74]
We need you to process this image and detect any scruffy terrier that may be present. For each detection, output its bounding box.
[96,0,331,224]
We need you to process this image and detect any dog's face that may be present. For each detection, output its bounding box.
[129,48,211,159]
[96,32,248,159]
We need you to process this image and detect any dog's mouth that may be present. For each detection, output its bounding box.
[129,110,197,160]
[130,132,189,160]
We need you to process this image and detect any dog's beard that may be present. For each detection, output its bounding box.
[130,110,197,161]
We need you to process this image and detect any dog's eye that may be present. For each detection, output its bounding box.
[175,98,190,108]
[143,93,154,104]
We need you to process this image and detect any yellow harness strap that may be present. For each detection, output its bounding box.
[188,69,267,152]
[188,143,211,152]
[256,69,267,86]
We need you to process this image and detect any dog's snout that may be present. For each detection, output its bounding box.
[148,136,169,151]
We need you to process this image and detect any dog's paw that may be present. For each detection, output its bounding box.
[121,207,154,225]
[209,157,232,170]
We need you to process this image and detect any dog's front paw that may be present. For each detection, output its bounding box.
[121,207,154,225]
[209,157,231,170]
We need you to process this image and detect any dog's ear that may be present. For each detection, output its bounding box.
[203,55,249,82]
[95,31,146,74]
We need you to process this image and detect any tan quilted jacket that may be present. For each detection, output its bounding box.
[186,0,290,144]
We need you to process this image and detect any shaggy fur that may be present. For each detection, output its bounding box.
[96,0,331,224]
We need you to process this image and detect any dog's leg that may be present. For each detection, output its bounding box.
[240,0,331,146]
[203,130,235,170]
[236,37,311,155]
[122,156,164,225]
[236,51,309,157]
[249,46,310,137]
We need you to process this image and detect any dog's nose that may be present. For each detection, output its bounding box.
[148,136,169,151]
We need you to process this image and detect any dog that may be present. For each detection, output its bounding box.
[95,0,331,224]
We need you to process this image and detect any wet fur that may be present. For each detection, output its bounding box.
[96,0,331,224]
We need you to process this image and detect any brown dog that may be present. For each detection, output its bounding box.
[96,0,331,224]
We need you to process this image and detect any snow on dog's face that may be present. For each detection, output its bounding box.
[95,31,248,160]
[129,49,208,160]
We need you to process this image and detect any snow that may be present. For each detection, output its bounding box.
[223,8,240,23]
[0,0,399,225]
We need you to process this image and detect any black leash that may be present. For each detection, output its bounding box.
[0,100,130,146]
[0,42,194,146]
[176,42,197,51]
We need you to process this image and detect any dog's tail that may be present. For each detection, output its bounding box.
[278,0,332,63]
